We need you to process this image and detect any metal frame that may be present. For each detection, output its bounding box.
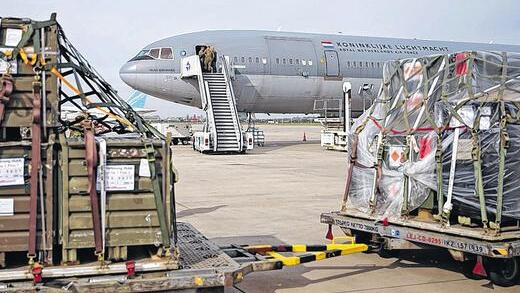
[321,211,520,259]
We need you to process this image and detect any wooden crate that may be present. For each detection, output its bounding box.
[0,138,57,267]
[0,17,60,134]
[59,135,173,263]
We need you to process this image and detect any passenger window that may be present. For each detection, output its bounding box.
[289,58,293,65]
[282,58,286,65]
[149,48,160,59]
[248,57,252,63]
[308,60,313,66]
[353,62,356,68]
[276,58,280,64]
[256,57,260,63]
[295,58,299,65]
[347,61,350,67]
[160,48,173,59]
[371,62,374,68]
[241,57,245,63]
[359,61,362,67]
[234,56,238,63]
[377,62,381,68]
[365,62,369,67]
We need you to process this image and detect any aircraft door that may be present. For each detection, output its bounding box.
[324,50,340,76]
[265,37,318,99]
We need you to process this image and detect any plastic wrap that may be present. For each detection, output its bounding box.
[443,124,520,221]
[344,51,520,224]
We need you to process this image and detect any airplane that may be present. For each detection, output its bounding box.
[119,30,520,116]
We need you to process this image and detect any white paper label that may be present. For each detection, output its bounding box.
[480,116,491,130]
[0,198,14,216]
[139,158,151,177]
[0,158,24,186]
[481,106,492,116]
[98,165,135,191]
[451,105,474,127]
[0,48,17,74]
[5,28,22,46]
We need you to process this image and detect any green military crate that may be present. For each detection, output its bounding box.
[59,135,174,263]
[0,137,57,267]
[0,16,60,133]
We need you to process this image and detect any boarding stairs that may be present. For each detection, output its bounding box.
[181,55,244,152]
[203,71,242,151]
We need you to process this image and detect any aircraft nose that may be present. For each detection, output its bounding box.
[119,62,137,87]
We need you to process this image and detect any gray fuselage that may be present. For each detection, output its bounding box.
[119,30,520,114]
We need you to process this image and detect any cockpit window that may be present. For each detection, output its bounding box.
[129,49,153,61]
[160,47,173,59]
[149,48,160,59]
[137,50,149,57]
[129,47,173,61]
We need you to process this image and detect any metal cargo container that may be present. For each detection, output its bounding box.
[59,135,174,263]
[0,16,60,132]
[0,16,61,268]
[0,137,57,267]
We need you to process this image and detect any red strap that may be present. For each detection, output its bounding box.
[28,81,42,258]
[369,116,464,134]
[0,74,14,124]
[342,134,359,208]
[82,120,103,255]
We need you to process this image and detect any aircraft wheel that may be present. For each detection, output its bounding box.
[182,139,189,145]
[173,138,179,145]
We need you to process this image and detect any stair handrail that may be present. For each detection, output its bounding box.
[202,80,218,151]
[179,55,219,151]
[220,55,243,151]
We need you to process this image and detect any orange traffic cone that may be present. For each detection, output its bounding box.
[302,132,307,142]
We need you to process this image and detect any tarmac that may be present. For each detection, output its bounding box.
[174,124,518,293]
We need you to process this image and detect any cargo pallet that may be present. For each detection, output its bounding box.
[0,222,367,292]
[322,210,520,286]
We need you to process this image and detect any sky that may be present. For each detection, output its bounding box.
[2,0,520,117]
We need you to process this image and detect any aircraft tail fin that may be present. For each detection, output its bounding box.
[126,91,147,109]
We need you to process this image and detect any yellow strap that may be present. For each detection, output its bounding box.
[19,48,37,65]
[19,48,29,64]
[40,53,47,65]
[50,67,134,131]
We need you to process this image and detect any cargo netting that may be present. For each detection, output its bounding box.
[343,51,520,233]
[0,15,161,138]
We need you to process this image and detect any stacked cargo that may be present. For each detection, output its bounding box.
[0,14,177,269]
[343,51,520,233]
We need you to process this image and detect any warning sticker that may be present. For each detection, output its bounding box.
[388,146,403,168]
[0,158,25,186]
[0,198,14,216]
[98,165,135,191]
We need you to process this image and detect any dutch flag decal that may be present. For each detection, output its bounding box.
[321,41,334,49]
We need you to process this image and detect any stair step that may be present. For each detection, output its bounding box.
[216,128,236,131]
